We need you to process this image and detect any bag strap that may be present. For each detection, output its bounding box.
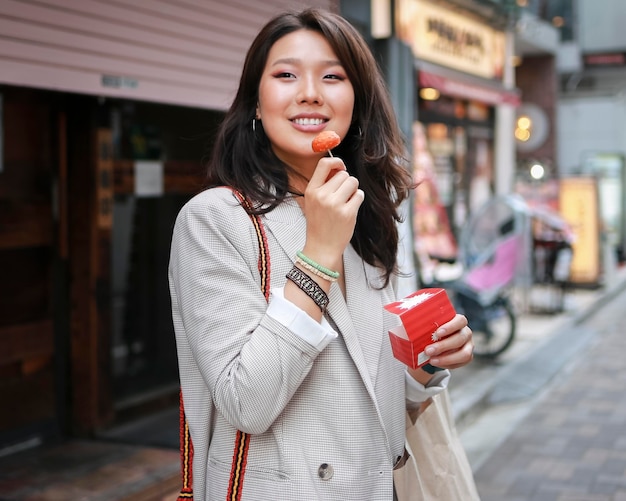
[177,393,193,500]
[178,189,270,501]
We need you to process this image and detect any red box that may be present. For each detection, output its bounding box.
[384,288,456,369]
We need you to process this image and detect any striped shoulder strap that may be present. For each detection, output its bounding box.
[178,188,271,501]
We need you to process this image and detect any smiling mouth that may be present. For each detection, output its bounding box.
[292,118,327,126]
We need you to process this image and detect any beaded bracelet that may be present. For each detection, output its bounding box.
[286,266,330,313]
[296,251,340,280]
[295,256,338,282]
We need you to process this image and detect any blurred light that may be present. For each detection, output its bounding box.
[511,55,523,67]
[515,114,532,142]
[552,16,565,28]
[515,128,531,141]
[530,163,545,180]
[517,115,532,130]
[420,87,440,101]
[515,103,549,152]
[516,0,528,7]
[428,123,448,139]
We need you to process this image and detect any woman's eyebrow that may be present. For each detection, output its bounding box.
[271,57,342,67]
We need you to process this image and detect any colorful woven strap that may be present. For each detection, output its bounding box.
[178,188,270,501]
[177,392,193,500]
[233,191,271,301]
[226,430,251,501]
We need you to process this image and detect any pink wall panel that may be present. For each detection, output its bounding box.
[0,0,246,53]
[0,0,333,110]
[0,59,232,109]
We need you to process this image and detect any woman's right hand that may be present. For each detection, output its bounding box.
[301,156,364,270]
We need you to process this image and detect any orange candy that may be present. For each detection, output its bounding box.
[312,130,341,153]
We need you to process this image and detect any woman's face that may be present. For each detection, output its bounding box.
[256,29,355,176]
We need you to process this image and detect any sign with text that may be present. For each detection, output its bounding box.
[396,0,505,80]
[134,160,164,197]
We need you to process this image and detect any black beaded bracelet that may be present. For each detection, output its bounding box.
[286,266,329,313]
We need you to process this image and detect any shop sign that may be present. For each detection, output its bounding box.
[559,177,601,285]
[580,152,625,255]
[396,0,505,80]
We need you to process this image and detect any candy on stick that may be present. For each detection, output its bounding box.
[312,130,341,157]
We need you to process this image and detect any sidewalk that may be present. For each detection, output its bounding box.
[454,266,626,499]
[0,269,624,501]
[0,438,181,501]
[450,273,626,432]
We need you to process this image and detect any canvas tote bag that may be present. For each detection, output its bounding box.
[393,389,480,500]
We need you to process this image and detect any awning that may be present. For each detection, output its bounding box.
[417,62,521,107]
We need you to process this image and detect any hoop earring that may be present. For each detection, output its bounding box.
[252,118,256,132]
[358,126,363,137]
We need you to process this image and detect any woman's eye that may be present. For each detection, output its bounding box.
[324,73,346,81]
[274,72,295,79]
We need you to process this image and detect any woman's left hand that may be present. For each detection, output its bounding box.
[423,313,474,370]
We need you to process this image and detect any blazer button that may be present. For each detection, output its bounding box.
[318,463,334,480]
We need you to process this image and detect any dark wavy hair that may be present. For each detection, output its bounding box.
[206,8,413,287]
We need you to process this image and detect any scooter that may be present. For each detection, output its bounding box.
[445,276,517,359]
[426,237,518,359]
[420,195,527,359]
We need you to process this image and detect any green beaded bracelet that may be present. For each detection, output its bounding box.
[295,256,338,282]
[296,251,340,280]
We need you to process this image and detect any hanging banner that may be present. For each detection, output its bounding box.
[411,121,458,284]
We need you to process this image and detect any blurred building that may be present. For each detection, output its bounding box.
[513,0,626,282]
[341,0,519,270]
[512,0,562,183]
[404,0,519,231]
[555,0,626,264]
[0,0,333,454]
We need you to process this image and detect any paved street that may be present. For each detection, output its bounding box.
[453,269,626,500]
[451,282,605,468]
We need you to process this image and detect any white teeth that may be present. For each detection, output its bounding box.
[293,118,325,126]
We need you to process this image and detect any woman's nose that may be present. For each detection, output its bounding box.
[297,76,323,104]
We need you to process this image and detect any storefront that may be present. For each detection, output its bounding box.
[395,0,519,263]
[0,0,331,452]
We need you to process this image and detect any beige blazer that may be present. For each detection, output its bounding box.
[169,187,419,500]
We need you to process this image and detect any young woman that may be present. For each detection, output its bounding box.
[169,8,474,500]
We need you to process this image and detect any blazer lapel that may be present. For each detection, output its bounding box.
[262,199,306,270]
[262,200,384,393]
[341,245,385,387]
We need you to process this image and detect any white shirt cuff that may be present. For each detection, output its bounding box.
[405,369,450,404]
[267,287,338,351]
